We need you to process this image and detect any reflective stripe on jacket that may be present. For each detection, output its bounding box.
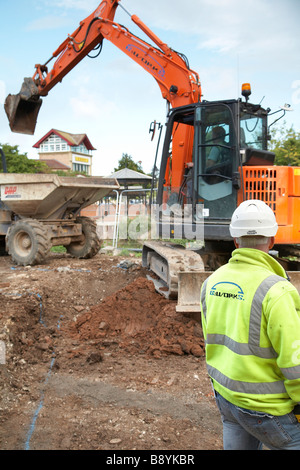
[200,248,300,416]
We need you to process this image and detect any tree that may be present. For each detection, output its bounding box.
[114,153,144,173]
[269,126,300,166]
[0,143,48,173]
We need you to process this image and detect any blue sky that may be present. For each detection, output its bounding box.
[1,0,300,176]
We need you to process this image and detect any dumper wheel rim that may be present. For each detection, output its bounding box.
[66,217,101,259]
[6,219,51,266]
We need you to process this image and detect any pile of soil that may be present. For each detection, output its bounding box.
[0,291,55,365]
[68,277,205,359]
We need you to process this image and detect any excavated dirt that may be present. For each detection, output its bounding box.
[0,251,222,451]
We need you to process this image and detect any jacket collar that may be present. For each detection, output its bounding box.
[229,248,288,279]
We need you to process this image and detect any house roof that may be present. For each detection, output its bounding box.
[40,159,71,170]
[109,168,152,183]
[33,129,96,150]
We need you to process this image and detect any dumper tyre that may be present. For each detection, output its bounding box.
[66,216,101,259]
[6,218,51,266]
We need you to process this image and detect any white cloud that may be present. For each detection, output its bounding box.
[200,66,240,101]
[69,88,118,118]
[42,0,97,11]
[0,80,6,106]
[25,15,71,31]
[128,0,300,60]
[37,0,300,62]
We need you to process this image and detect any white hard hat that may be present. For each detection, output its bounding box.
[230,199,278,238]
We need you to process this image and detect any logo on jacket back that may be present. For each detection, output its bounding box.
[210,281,244,301]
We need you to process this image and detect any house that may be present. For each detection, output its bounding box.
[33,129,96,175]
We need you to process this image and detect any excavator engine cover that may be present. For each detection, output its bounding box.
[4,77,42,135]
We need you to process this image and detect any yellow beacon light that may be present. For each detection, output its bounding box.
[242,83,251,102]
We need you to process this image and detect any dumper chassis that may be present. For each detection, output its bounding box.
[5,215,101,266]
[0,173,118,266]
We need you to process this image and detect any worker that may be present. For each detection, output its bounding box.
[206,126,227,167]
[200,199,300,450]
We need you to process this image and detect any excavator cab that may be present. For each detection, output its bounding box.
[156,99,274,242]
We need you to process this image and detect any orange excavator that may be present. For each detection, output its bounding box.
[4,0,300,310]
[4,0,200,194]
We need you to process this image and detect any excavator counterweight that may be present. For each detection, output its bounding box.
[4,77,42,135]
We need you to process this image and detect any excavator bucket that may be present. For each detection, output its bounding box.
[4,77,42,135]
[176,270,300,319]
[176,270,212,316]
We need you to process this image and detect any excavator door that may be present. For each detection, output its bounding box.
[156,101,239,242]
[193,102,238,224]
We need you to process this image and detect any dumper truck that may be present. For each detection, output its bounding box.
[0,173,119,265]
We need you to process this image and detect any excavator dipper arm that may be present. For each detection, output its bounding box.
[4,0,201,135]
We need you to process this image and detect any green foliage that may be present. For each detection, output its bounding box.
[114,153,144,173]
[269,125,300,166]
[50,245,67,253]
[0,143,48,173]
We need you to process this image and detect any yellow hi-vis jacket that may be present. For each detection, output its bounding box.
[200,248,300,416]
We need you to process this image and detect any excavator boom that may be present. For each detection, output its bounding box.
[4,0,201,135]
[4,0,120,134]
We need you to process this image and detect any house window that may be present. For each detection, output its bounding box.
[40,136,71,153]
[73,163,89,174]
[72,144,88,154]
[38,133,92,159]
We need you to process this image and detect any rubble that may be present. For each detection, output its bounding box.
[0,253,221,450]
[68,277,205,359]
